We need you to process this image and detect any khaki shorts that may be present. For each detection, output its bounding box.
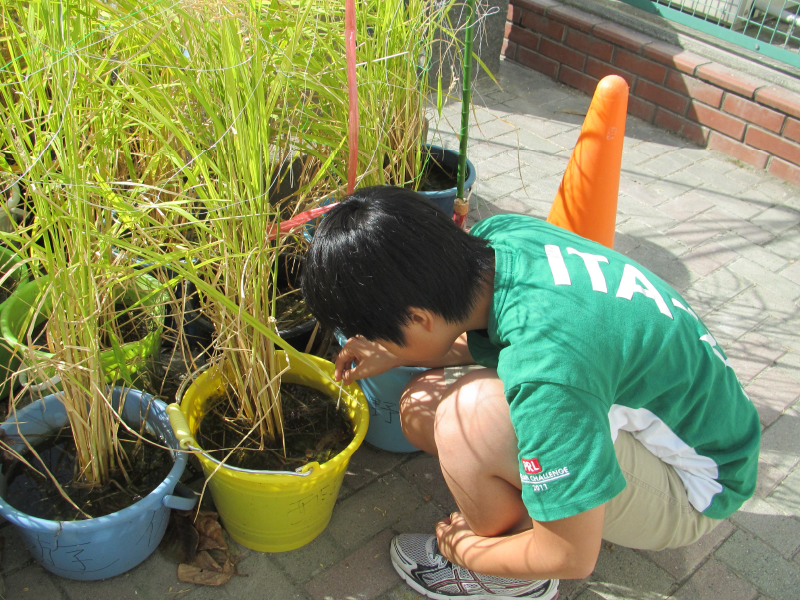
[443,365,722,551]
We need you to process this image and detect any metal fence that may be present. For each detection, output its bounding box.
[620,0,800,68]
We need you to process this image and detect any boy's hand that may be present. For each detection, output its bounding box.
[334,336,403,384]
[435,512,481,568]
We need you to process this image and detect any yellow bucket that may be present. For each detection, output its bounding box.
[167,352,369,552]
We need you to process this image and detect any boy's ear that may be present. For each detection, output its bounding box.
[408,307,436,332]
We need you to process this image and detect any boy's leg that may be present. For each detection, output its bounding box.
[400,368,530,537]
[603,430,722,550]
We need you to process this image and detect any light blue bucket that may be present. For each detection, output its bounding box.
[334,332,423,453]
[0,388,197,580]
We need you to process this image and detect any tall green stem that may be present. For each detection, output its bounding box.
[456,0,476,200]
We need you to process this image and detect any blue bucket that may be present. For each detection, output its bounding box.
[417,144,477,217]
[0,388,197,580]
[334,332,424,453]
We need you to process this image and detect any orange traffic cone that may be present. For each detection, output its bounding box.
[547,75,628,249]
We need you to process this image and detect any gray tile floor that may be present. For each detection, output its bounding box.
[4,59,799,600]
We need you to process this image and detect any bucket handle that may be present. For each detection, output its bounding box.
[162,481,199,511]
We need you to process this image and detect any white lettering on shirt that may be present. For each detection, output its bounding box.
[545,245,571,286]
[672,298,698,320]
[615,264,674,319]
[699,333,732,368]
[521,466,571,492]
[567,248,610,293]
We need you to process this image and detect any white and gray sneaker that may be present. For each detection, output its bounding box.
[390,534,559,600]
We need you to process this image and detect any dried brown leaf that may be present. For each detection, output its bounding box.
[195,511,227,551]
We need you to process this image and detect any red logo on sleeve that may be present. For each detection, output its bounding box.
[522,458,542,474]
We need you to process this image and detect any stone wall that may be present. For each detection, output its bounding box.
[502,0,800,186]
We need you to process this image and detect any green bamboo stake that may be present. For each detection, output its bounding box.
[456,0,476,201]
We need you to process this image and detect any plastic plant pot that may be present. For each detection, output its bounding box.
[0,273,168,393]
[0,246,30,398]
[168,352,369,552]
[0,388,198,580]
[417,144,477,216]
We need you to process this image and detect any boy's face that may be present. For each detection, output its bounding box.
[377,308,463,364]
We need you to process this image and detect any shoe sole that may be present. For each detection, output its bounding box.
[389,544,559,600]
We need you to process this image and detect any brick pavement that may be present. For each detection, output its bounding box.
[3,59,799,600]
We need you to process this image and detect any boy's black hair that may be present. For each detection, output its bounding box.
[301,186,494,346]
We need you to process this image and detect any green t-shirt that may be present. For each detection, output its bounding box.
[468,215,759,522]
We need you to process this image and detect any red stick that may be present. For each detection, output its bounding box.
[266,203,340,241]
[345,0,359,195]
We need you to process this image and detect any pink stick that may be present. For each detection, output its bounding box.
[345,0,359,195]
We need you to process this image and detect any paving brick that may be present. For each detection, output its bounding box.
[655,191,715,224]
[723,95,786,133]
[593,22,654,52]
[639,519,734,580]
[558,66,598,97]
[642,42,711,75]
[270,531,346,585]
[636,80,689,115]
[707,131,770,169]
[731,496,800,558]
[716,529,800,600]
[4,565,62,600]
[760,412,800,475]
[62,549,182,600]
[769,465,800,518]
[664,216,721,249]
[515,46,559,78]
[745,367,800,426]
[539,37,586,70]
[614,49,667,84]
[696,63,768,99]
[327,473,425,551]
[0,524,35,573]
[672,557,758,600]
[665,70,724,108]
[756,458,788,498]
[397,454,457,512]
[190,553,307,600]
[725,331,786,384]
[729,257,800,301]
[344,444,413,492]
[750,204,800,236]
[507,2,521,23]
[507,23,540,51]
[783,117,800,144]
[305,530,397,600]
[681,239,740,277]
[687,102,747,141]
[547,5,606,32]
[390,498,447,536]
[654,108,709,145]
[699,206,775,246]
[778,260,800,286]
[768,157,800,187]
[520,10,565,41]
[584,56,634,89]
[755,86,800,120]
[564,29,613,62]
[588,546,674,597]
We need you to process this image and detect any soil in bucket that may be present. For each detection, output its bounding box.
[416,154,457,193]
[3,425,173,520]
[196,383,354,472]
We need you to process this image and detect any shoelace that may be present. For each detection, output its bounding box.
[428,540,451,568]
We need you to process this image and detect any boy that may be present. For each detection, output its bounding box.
[301,186,760,600]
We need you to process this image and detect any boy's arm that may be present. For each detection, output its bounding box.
[436,506,604,580]
[335,333,473,384]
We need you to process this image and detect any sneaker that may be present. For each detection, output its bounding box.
[390,533,559,600]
